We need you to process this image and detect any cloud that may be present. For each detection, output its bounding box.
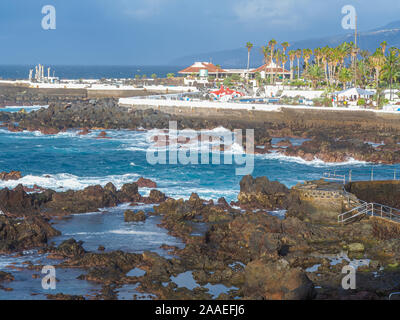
[117,0,172,19]
[232,0,323,28]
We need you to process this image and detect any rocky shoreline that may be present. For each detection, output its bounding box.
[1,173,400,300]
[1,87,400,163]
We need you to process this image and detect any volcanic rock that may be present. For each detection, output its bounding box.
[135,177,157,188]
[0,171,22,181]
[124,210,146,222]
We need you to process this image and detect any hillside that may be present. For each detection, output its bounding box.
[169,20,400,68]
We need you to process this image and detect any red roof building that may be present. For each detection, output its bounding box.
[178,62,226,75]
[251,61,290,76]
[210,85,244,99]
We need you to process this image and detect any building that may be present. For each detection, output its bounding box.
[179,61,291,81]
[250,62,291,80]
[178,62,226,77]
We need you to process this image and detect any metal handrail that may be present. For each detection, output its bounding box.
[323,171,346,184]
[389,292,400,300]
[338,202,370,223]
[339,201,400,224]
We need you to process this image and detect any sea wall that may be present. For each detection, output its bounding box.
[345,180,400,208]
[0,84,157,105]
[120,101,400,130]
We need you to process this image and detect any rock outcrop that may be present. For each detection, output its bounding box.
[124,210,146,222]
[0,215,60,253]
[237,175,290,209]
[244,258,315,300]
[0,171,22,181]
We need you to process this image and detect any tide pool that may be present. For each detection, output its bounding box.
[0,126,399,299]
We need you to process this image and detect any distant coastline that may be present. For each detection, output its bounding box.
[0,65,183,81]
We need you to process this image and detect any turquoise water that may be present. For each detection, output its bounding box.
[0,122,399,299]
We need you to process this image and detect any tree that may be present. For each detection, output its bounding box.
[268,39,277,65]
[288,50,296,81]
[167,73,175,79]
[382,47,400,100]
[151,73,157,79]
[306,64,324,88]
[380,41,388,55]
[370,49,386,88]
[338,68,353,90]
[281,42,290,69]
[295,49,302,79]
[246,42,253,70]
[302,49,313,74]
[268,39,277,83]
[223,77,233,87]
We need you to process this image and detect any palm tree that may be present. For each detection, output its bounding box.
[288,50,296,81]
[306,64,324,88]
[246,42,253,70]
[370,49,386,88]
[321,46,330,83]
[380,41,388,55]
[295,49,302,79]
[382,47,400,100]
[338,68,353,90]
[313,47,322,67]
[302,49,313,74]
[261,45,270,82]
[281,42,290,68]
[268,39,277,66]
[268,39,277,84]
[281,54,288,81]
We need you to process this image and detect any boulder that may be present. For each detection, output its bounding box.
[0,171,22,181]
[244,259,315,300]
[124,210,146,222]
[78,128,91,135]
[237,175,289,209]
[135,177,157,188]
[55,239,86,258]
[0,215,60,253]
[97,131,110,139]
[347,243,365,252]
[148,190,166,203]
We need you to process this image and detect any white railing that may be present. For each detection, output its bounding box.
[338,202,400,224]
[338,202,370,223]
[323,171,346,184]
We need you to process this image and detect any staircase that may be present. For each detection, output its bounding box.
[338,202,400,224]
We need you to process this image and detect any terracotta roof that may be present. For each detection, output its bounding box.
[251,64,290,74]
[178,62,226,74]
[210,85,244,97]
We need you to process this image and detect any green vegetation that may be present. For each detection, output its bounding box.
[253,39,400,99]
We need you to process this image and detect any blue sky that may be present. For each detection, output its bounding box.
[0,0,399,65]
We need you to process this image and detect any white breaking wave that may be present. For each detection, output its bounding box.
[109,230,161,236]
[258,152,369,167]
[64,230,161,236]
[0,172,141,191]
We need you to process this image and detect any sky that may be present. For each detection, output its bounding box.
[0,0,400,65]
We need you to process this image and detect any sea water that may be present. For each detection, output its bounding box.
[0,124,399,299]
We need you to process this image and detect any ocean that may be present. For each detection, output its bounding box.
[0,65,183,80]
[0,106,399,299]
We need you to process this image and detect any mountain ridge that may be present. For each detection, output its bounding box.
[169,20,400,68]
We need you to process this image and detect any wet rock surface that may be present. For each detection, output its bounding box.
[0,171,22,181]
[3,91,400,164]
[1,173,400,300]
[124,210,146,222]
[0,215,60,253]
